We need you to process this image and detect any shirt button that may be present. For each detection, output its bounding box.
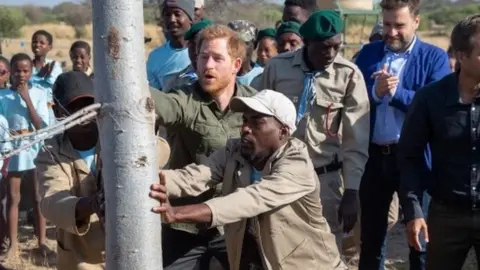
[474,128,477,132]
[473,187,477,191]
[474,147,477,150]
[474,167,477,171]
[473,107,476,111]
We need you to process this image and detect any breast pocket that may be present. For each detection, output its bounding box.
[306,98,344,145]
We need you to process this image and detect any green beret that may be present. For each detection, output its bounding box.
[184,19,213,41]
[299,10,343,40]
[257,28,277,41]
[276,21,302,38]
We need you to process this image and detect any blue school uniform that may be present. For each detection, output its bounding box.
[0,86,49,172]
[0,114,13,173]
[30,59,63,126]
[146,41,191,90]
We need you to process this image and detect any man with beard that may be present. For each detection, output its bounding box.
[149,90,347,270]
[259,10,370,257]
[147,0,193,90]
[354,0,451,269]
[163,19,213,92]
[282,0,316,24]
[36,71,171,269]
[149,25,257,269]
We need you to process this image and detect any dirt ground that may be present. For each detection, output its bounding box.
[0,221,478,269]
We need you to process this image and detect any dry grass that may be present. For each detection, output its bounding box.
[1,23,165,70]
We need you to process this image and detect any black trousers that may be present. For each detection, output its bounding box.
[426,200,480,270]
[162,225,229,270]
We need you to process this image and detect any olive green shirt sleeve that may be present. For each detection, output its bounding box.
[149,87,189,127]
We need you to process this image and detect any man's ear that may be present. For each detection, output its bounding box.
[280,125,289,140]
[233,57,242,74]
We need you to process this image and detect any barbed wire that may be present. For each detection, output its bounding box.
[0,103,101,160]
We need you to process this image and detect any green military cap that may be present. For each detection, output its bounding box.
[276,21,302,38]
[257,28,277,41]
[299,10,343,40]
[184,19,213,41]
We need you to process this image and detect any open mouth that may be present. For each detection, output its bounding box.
[204,74,215,81]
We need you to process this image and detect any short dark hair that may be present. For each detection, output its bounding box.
[70,40,91,55]
[284,0,316,11]
[10,53,32,68]
[450,14,480,56]
[379,0,420,16]
[32,30,53,45]
[447,45,454,56]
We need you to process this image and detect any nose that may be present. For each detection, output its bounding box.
[241,122,251,135]
[204,56,215,69]
[386,27,397,37]
[166,13,176,24]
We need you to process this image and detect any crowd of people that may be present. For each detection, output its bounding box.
[0,0,479,269]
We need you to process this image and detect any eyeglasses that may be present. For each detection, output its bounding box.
[0,70,8,76]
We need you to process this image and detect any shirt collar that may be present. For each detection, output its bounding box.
[292,48,335,74]
[384,35,417,56]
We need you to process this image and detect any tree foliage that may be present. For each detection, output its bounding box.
[0,7,29,38]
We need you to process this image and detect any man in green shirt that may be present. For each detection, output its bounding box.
[149,24,256,270]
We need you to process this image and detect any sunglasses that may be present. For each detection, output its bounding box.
[0,70,8,76]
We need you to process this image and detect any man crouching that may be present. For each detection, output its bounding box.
[36,71,170,269]
[150,90,346,270]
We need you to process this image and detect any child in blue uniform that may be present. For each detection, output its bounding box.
[0,55,10,258]
[30,30,63,126]
[0,53,49,258]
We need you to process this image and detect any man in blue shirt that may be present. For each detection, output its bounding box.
[147,0,193,90]
[355,0,451,269]
[228,20,264,87]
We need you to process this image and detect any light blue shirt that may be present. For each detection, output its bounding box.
[30,59,63,126]
[237,63,264,86]
[75,147,96,173]
[372,37,416,145]
[250,168,262,184]
[0,86,49,172]
[146,41,191,90]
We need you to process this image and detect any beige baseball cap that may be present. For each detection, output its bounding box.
[195,0,204,8]
[230,90,297,135]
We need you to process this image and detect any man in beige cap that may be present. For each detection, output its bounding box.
[150,90,346,270]
[194,0,205,22]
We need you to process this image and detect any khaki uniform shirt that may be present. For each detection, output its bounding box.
[259,49,370,190]
[149,82,256,233]
[37,134,170,270]
[163,138,346,270]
